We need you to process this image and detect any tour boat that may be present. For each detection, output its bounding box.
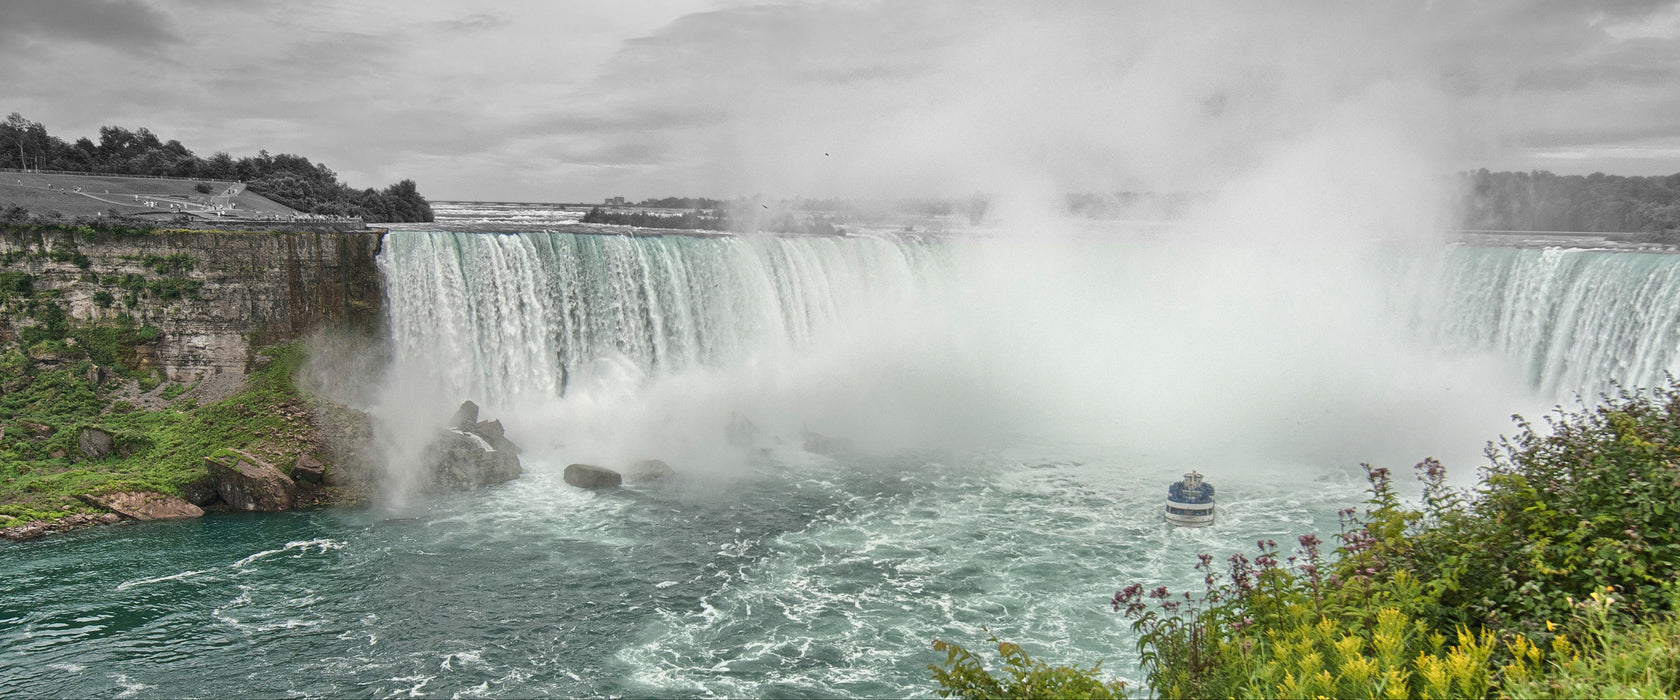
[1165,471,1216,527]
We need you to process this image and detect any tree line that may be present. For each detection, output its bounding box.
[1,113,432,222]
[1462,169,1680,233]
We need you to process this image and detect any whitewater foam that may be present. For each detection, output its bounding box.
[114,570,212,592]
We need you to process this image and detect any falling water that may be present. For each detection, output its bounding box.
[1418,246,1680,396]
[379,228,1680,473]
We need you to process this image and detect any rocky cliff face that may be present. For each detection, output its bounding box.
[0,227,383,382]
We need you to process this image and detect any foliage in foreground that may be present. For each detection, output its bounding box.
[929,636,1126,700]
[932,382,1680,699]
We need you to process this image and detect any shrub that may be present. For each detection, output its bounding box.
[1418,385,1680,631]
[929,636,1127,700]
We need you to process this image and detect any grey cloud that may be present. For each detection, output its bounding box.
[438,13,509,33]
[0,0,179,54]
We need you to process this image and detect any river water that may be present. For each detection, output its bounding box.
[5,205,1680,698]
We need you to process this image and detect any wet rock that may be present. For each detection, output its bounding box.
[449,400,479,429]
[207,449,297,511]
[422,405,521,492]
[78,427,115,459]
[564,463,622,489]
[78,491,204,520]
[292,453,326,485]
[624,459,676,485]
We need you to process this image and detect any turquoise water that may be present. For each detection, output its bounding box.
[0,453,1361,698]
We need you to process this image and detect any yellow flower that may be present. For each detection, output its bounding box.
[1545,620,1555,632]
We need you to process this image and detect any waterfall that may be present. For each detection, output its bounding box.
[1421,246,1680,398]
[377,230,1680,471]
[380,231,949,407]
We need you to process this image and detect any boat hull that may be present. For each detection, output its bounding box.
[1165,501,1215,527]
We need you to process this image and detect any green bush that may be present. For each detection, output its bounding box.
[929,636,1127,700]
[1417,385,1680,632]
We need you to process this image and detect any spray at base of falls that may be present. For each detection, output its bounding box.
[372,228,1680,492]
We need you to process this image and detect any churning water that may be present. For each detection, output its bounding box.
[6,205,1680,698]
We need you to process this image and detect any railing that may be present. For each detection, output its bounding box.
[0,167,240,184]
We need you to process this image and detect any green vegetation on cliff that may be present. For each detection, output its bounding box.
[1,112,432,222]
[933,384,1680,698]
[0,337,322,528]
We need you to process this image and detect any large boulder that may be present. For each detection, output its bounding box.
[207,450,297,511]
[564,463,622,489]
[78,427,115,459]
[624,459,676,485]
[292,453,326,485]
[421,402,522,492]
[78,491,204,520]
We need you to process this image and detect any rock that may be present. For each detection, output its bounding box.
[727,413,759,448]
[207,449,297,511]
[449,400,480,429]
[78,427,115,459]
[178,476,222,506]
[86,365,107,387]
[2,522,48,541]
[624,459,676,484]
[17,420,54,439]
[292,453,326,485]
[78,491,204,520]
[802,431,855,457]
[564,463,622,489]
[473,419,505,441]
[422,427,521,492]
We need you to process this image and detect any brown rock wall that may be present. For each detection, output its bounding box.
[0,227,384,382]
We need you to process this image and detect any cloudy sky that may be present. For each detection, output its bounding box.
[5,0,1680,202]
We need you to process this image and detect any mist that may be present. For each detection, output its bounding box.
[356,2,1572,502]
